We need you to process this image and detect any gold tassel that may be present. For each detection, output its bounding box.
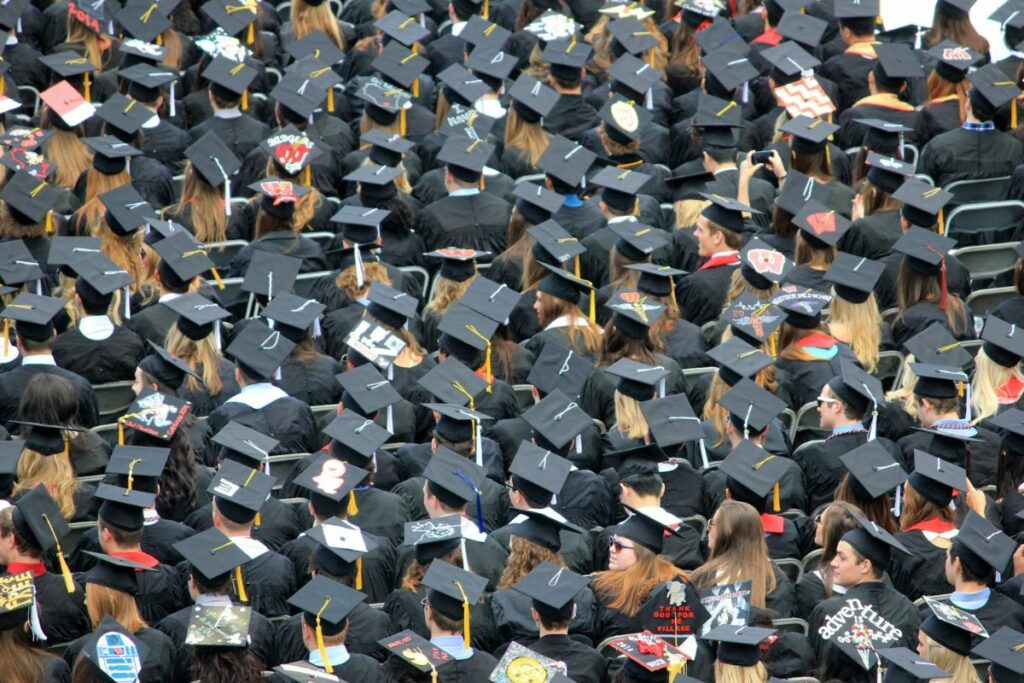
[1014,98,1018,129]
[454,581,471,648]
[247,22,254,45]
[773,482,781,512]
[574,256,580,278]
[667,655,684,683]
[156,34,162,46]
[303,166,312,187]
[347,490,358,516]
[316,599,334,674]
[126,458,142,493]
[938,207,944,236]
[63,435,69,458]
[235,565,248,602]
[327,88,334,113]
[42,515,75,593]
[45,211,53,235]
[400,109,406,136]
[3,319,10,357]
[211,268,225,289]
[355,557,363,591]
[465,325,492,392]
[83,73,90,102]
[669,276,677,310]
[0,78,5,97]
[482,0,488,18]
[254,511,261,527]
[117,417,125,445]
[412,78,419,99]
[241,89,248,111]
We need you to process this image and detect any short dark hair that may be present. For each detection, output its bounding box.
[97,518,143,547]
[949,542,994,584]
[839,17,875,36]
[619,469,663,498]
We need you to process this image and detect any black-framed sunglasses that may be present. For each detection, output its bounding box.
[609,538,636,552]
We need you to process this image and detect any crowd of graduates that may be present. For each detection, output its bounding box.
[5,0,1024,681]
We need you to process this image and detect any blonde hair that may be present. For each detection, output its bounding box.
[424,274,476,315]
[170,162,228,243]
[43,127,92,190]
[165,325,224,395]
[613,390,649,439]
[291,0,345,49]
[504,107,551,168]
[887,354,920,421]
[99,227,145,291]
[674,198,710,230]
[65,18,109,70]
[57,273,125,328]
[971,348,1024,424]
[923,635,981,683]
[359,156,411,194]
[334,260,390,301]
[359,112,403,138]
[827,293,881,372]
[85,583,148,632]
[76,171,131,235]
[714,662,768,683]
[15,448,78,519]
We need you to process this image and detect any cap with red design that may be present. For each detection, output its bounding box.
[247,178,312,220]
[259,126,323,177]
[740,237,793,289]
[792,200,851,247]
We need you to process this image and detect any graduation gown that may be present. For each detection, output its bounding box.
[228,231,327,276]
[914,97,962,146]
[839,209,902,259]
[277,354,345,407]
[155,601,278,672]
[184,496,303,553]
[416,192,513,254]
[889,528,954,601]
[544,94,600,142]
[489,515,594,574]
[124,300,179,347]
[188,112,271,161]
[484,416,603,474]
[63,627,175,683]
[8,568,92,644]
[267,651,381,682]
[775,338,862,411]
[206,385,321,456]
[280,530,397,604]
[52,324,146,385]
[676,258,739,326]
[891,301,975,349]
[396,440,507,484]
[499,634,607,683]
[819,43,879,112]
[176,359,242,421]
[70,547,185,624]
[0,362,99,428]
[795,569,845,621]
[836,94,919,150]
[553,198,606,240]
[382,586,497,650]
[794,431,905,511]
[489,585,598,645]
[807,580,920,655]
[554,468,617,530]
[275,605,394,665]
[140,118,190,174]
[874,250,971,313]
[917,126,1024,188]
[658,319,711,371]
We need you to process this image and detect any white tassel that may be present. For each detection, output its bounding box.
[354,246,364,288]
[964,383,972,423]
[742,82,749,104]
[124,286,131,319]
[169,82,175,118]
[460,538,469,570]
[644,88,653,110]
[575,434,582,455]
[893,483,902,517]
[658,378,665,399]
[312,317,321,338]
[214,320,221,350]
[386,405,394,433]
[698,438,709,469]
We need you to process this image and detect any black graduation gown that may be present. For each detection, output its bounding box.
[896,427,1001,487]
[544,94,600,142]
[820,46,879,112]
[277,354,345,407]
[68,547,185,624]
[188,113,271,161]
[836,96,919,150]
[51,325,146,385]
[124,300,178,347]
[553,199,607,240]
[807,580,921,655]
[383,586,498,650]
[484,416,603,474]
[889,530,954,601]
[140,119,190,174]
[267,652,381,682]
[991,296,1024,327]
[63,627,175,683]
[874,251,971,313]
[155,602,278,671]
[914,97,962,146]
[658,319,711,371]
[0,363,99,428]
[275,605,394,665]
[489,585,598,645]
[19,570,92,644]
[676,261,739,326]
[795,569,835,621]
[206,392,321,456]
[176,359,242,421]
[184,497,303,553]
[775,341,862,411]
[489,517,594,574]
[228,231,327,276]
[839,210,902,260]
[416,192,513,254]
[280,530,397,604]
[795,431,905,512]
[396,440,507,484]
[782,266,829,293]
[522,325,600,367]
[891,301,975,349]
[917,126,1024,188]
[554,468,617,530]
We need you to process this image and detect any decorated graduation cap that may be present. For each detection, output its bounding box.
[423,446,487,531]
[248,178,311,221]
[605,357,669,401]
[864,152,915,195]
[927,41,981,83]
[83,551,155,594]
[522,388,592,454]
[259,125,323,178]
[306,518,377,590]
[0,147,57,182]
[952,510,1016,578]
[971,627,1024,683]
[720,377,786,438]
[0,570,37,632]
[793,200,850,248]
[526,341,593,399]
[0,170,60,230]
[772,285,831,329]
[615,505,688,555]
[211,420,278,467]
[288,576,365,673]
[908,449,966,506]
[174,526,250,592]
[378,629,453,678]
[981,315,1024,367]
[721,440,788,512]
[508,72,559,123]
[893,179,953,230]
[404,514,466,566]
[740,237,793,289]
[98,184,154,236]
[417,356,487,407]
[261,292,326,343]
[12,484,76,592]
[422,559,487,647]
[720,294,785,348]
[208,459,274,525]
[165,293,230,342]
[704,624,776,666]
[841,512,909,569]
[700,193,756,233]
[529,219,586,270]
[825,252,884,304]
[537,134,597,191]
[921,597,987,656]
[606,289,666,340]
[599,96,652,146]
[826,360,886,439]
[80,615,150,683]
[425,248,487,283]
[609,631,693,683]
[39,80,94,130]
[840,440,907,505]
[185,604,253,648]
[225,318,295,381]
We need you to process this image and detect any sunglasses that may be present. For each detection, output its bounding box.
[816,396,840,407]
[609,538,636,552]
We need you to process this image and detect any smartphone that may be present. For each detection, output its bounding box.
[751,150,774,165]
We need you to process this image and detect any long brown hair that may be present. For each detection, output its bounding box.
[591,543,687,616]
[0,202,47,239]
[778,323,828,363]
[924,10,989,55]
[690,501,777,607]
[926,71,969,123]
[42,124,92,190]
[504,107,550,167]
[858,179,901,217]
[895,262,970,338]
[536,292,602,354]
[0,627,55,683]
[169,162,227,243]
[835,475,896,534]
[76,171,131,234]
[65,18,110,70]
[99,227,146,290]
[85,583,148,632]
[334,260,390,300]
[899,483,955,531]
[159,28,185,69]
[790,149,833,183]
[794,232,836,269]
[291,0,345,48]
[498,535,564,589]
[401,546,464,592]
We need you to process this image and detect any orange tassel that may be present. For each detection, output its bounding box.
[211,268,225,289]
[347,490,358,516]
[2,319,9,358]
[241,89,249,111]
[45,211,53,235]
[355,557,363,590]
[83,73,90,102]
[400,109,406,136]
[327,88,334,113]
[235,565,248,602]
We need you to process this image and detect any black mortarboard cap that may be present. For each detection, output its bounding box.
[874,43,923,81]
[466,41,516,86]
[610,222,666,260]
[173,526,248,582]
[902,323,974,368]
[366,281,417,327]
[865,152,915,194]
[68,251,131,297]
[537,262,594,306]
[95,94,151,137]
[599,96,652,145]
[373,40,428,89]
[12,484,70,553]
[118,63,177,103]
[153,231,215,283]
[641,393,703,447]
[762,41,821,81]
[286,30,344,65]
[719,377,786,435]
[971,627,1024,683]
[417,357,487,406]
[878,647,950,683]
[507,507,580,551]
[892,226,955,274]
[184,131,240,188]
[48,236,101,276]
[826,252,885,303]
[700,192,756,232]
[840,440,907,499]
[239,251,301,299]
[224,318,295,381]
[707,336,774,386]
[508,72,559,123]
[460,276,522,325]
[99,184,154,236]
[604,358,669,401]
[841,512,908,569]
[261,292,325,340]
[0,240,43,288]
[909,449,966,506]
[511,561,588,611]
[781,115,839,153]
[968,63,1021,109]
[777,13,827,48]
[627,263,686,298]
[615,505,686,554]
[537,134,596,188]
[322,410,390,468]
[105,445,170,486]
[526,341,594,399]
[509,440,571,498]
[608,16,658,55]
[424,402,493,445]
[703,48,759,92]
[422,448,486,519]
[336,363,402,415]
[0,171,60,223]
[422,559,487,620]
[200,0,259,37]
[437,63,491,106]
[436,135,493,180]
[528,219,586,265]
[955,510,1016,575]
[289,575,364,636]
[376,9,430,46]
[38,51,97,79]
[83,551,155,593]
[521,388,592,451]
[981,315,1024,367]
[1,293,62,341]
[855,118,912,157]
[211,421,278,466]
[893,179,953,228]
[165,293,230,341]
[827,359,885,417]
[721,440,789,507]
[909,361,969,399]
[460,13,511,47]
[208,459,274,523]
[541,37,593,81]
[704,624,777,666]
[203,55,258,99]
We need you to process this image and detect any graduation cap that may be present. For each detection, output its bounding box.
[842,512,909,571]
[425,248,488,283]
[706,336,774,386]
[185,604,252,648]
[47,236,101,278]
[781,115,839,154]
[971,627,1024,683]
[720,440,788,511]
[153,231,216,287]
[224,318,295,381]
[508,72,559,123]
[700,193,756,233]
[437,63,490,106]
[0,570,36,631]
[207,459,274,524]
[874,43,923,83]
[261,292,325,340]
[921,597,987,655]
[79,616,150,683]
[173,526,249,588]
[11,484,75,591]
[211,420,278,466]
[460,13,511,47]
[511,560,589,623]
[376,9,430,46]
[436,135,493,181]
[877,647,951,683]
[288,577,365,673]
[344,164,404,202]
[524,11,581,43]
[607,16,658,55]
[437,304,497,375]
[541,37,593,81]
[825,252,884,304]
[378,630,453,676]
[627,263,686,300]
[353,76,412,126]
[927,40,981,83]
[606,289,666,340]
[826,360,885,433]
[893,179,953,229]
[67,252,130,304]
[507,507,582,551]
[509,440,571,502]
[365,282,416,329]
[269,73,327,121]
[528,219,586,267]
[0,240,43,290]
[0,145,56,182]
[908,449,966,506]
[641,393,703,452]
[840,440,907,501]
[893,226,956,277]
[719,378,787,438]
[608,53,662,103]
[118,63,178,106]
[421,559,487,646]
[953,510,1016,577]
[526,341,594,399]
[987,406,1024,453]
[605,357,668,402]
[403,514,465,565]
[907,361,969,400]
[521,388,592,453]
[0,292,62,343]
[761,41,821,82]
[287,30,344,65]
[694,16,745,54]
[537,262,595,316]
[856,119,912,158]
[425,402,494,464]
[336,362,402,416]
[0,171,60,225]
[692,93,744,148]
[608,631,693,681]
[259,127,322,179]
[465,41,516,90]
[981,315,1024,368]
[203,55,258,103]
[771,285,831,329]
[968,63,1021,110]
[38,52,97,101]
[615,505,687,554]
[165,293,230,341]
[39,80,95,129]
[417,357,487,406]
[703,48,759,94]
[306,517,378,585]
[719,295,783,348]
[362,130,414,168]
[460,276,522,325]
[99,184,154,236]
[200,0,259,41]
[422,446,486,530]
[105,445,170,492]
[704,624,776,666]
[990,0,1024,30]
[740,237,793,289]
[372,41,428,92]
[10,420,73,457]
[184,131,240,197]
[537,134,596,189]
[84,135,142,175]
[95,93,151,138]
[271,662,343,683]
[599,96,652,145]
[777,13,826,49]
[862,152,915,196]
[83,551,155,593]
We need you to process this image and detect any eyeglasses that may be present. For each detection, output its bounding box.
[816,396,840,406]
[814,514,823,525]
[609,538,636,552]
